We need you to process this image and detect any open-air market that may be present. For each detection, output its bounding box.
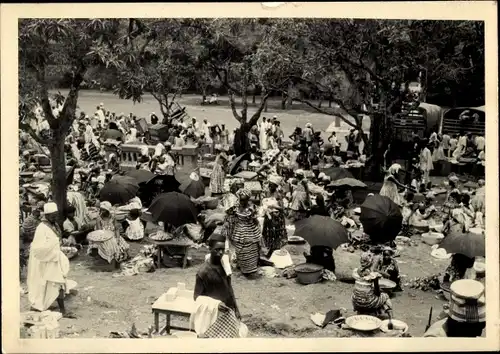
[16,18,489,339]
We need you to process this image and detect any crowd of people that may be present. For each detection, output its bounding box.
[19,99,487,338]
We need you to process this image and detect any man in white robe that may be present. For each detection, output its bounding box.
[27,202,76,318]
[202,119,213,144]
[259,117,269,150]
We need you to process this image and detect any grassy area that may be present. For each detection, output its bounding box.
[52,90,371,150]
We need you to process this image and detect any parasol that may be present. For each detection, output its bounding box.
[102,129,124,142]
[147,192,198,227]
[294,215,349,249]
[229,153,251,175]
[125,169,155,185]
[329,177,367,189]
[99,176,139,205]
[360,194,403,244]
[179,172,206,199]
[439,231,485,258]
[322,166,354,181]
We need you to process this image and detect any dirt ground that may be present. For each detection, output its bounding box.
[20,234,449,338]
[20,92,453,338]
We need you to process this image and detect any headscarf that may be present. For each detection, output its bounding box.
[99,201,112,212]
[388,163,401,175]
[236,188,251,200]
[154,143,165,157]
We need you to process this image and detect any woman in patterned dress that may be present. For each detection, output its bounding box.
[87,201,130,268]
[224,189,262,279]
[210,145,228,197]
[352,252,394,318]
[261,177,287,258]
[289,170,311,221]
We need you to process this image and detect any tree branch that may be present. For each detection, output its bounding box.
[228,91,243,123]
[292,97,360,130]
[60,62,87,134]
[248,91,271,127]
[35,68,57,127]
[19,122,49,145]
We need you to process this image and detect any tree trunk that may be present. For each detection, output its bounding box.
[261,86,268,112]
[328,99,332,108]
[49,131,68,227]
[202,88,207,102]
[364,112,387,182]
[252,92,256,104]
[318,97,323,108]
[286,81,293,110]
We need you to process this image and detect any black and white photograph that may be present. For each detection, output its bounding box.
[2,2,499,353]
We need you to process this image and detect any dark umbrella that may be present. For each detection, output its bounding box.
[147,192,198,227]
[294,215,349,249]
[439,232,485,258]
[99,176,139,205]
[179,174,206,199]
[322,166,354,181]
[125,169,155,185]
[360,194,403,244]
[229,153,251,175]
[102,129,124,141]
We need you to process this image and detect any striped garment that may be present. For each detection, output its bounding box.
[227,206,261,274]
[87,217,130,263]
[351,277,392,313]
[449,293,486,323]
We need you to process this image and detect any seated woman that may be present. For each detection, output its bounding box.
[352,252,394,319]
[374,248,402,291]
[304,245,336,273]
[442,253,475,286]
[87,201,130,269]
[63,205,90,245]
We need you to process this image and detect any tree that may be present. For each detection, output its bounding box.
[19,19,148,223]
[264,19,485,179]
[112,19,198,123]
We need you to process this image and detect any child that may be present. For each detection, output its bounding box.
[123,208,145,241]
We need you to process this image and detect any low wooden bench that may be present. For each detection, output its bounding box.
[146,238,192,269]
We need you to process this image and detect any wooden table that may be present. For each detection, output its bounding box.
[151,292,196,335]
[146,238,192,269]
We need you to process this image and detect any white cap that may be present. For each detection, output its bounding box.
[43,202,58,214]
[189,172,200,181]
